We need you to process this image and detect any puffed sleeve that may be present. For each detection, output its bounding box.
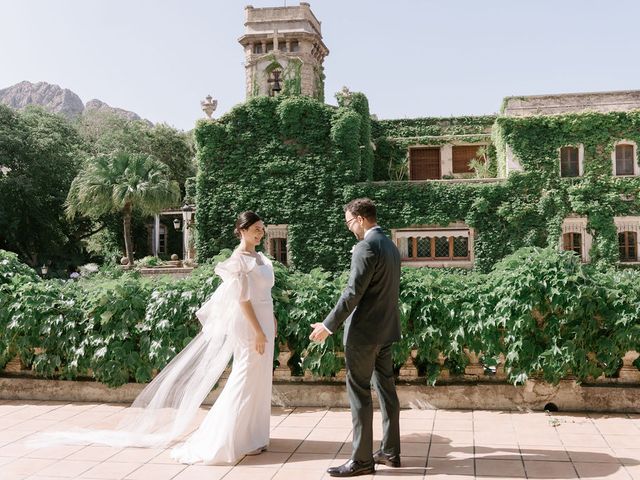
[214,253,256,302]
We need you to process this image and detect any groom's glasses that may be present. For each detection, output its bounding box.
[345,217,357,229]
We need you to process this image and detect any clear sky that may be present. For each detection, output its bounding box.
[1,0,638,131]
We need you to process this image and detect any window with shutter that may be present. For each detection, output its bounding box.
[409,148,441,180]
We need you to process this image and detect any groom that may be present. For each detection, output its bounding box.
[310,198,401,477]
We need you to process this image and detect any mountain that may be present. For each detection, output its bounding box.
[0,81,148,123]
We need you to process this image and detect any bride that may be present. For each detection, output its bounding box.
[36,211,277,465]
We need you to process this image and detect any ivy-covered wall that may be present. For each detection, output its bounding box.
[194,91,640,273]
[371,115,497,181]
[194,94,371,271]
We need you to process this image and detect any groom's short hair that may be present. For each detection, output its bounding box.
[345,198,377,220]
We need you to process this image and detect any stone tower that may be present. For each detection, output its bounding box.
[238,3,329,101]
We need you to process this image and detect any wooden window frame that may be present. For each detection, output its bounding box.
[562,232,582,258]
[452,145,483,174]
[618,231,638,262]
[409,147,441,180]
[560,146,580,177]
[270,237,288,265]
[612,142,638,177]
[402,233,469,261]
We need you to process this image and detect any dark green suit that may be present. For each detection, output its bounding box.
[323,226,401,463]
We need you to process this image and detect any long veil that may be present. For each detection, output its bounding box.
[32,253,255,448]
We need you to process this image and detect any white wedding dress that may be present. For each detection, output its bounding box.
[33,250,275,465]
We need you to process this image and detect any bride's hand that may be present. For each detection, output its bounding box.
[273,315,278,337]
[255,330,267,355]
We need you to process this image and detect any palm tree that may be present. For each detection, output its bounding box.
[66,152,181,265]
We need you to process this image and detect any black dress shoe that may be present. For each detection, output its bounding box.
[373,449,401,467]
[327,459,375,477]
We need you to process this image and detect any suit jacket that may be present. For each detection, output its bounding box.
[323,227,401,345]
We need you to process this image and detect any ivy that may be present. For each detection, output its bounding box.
[2,247,638,386]
[194,92,639,273]
[194,94,369,271]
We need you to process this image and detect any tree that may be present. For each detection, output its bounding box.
[65,152,181,265]
[0,105,85,267]
[77,111,195,190]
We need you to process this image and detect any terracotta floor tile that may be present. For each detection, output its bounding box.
[389,455,427,468]
[171,465,232,480]
[67,446,124,462]
[274,468,326,480]
[108,447,165,463]
[474,431,518,445]
[432,420,473,431]
[519,445,570,462]
[422,475,475,480]
[401,431,431,443]
[428,444,474,459]
[146,448,179,464]
[124,463,186,480]
[573,461,632,479]
[605,435,640,449]
[305,427,350,442]
[267,437,304,453]
[626,464,640,480]
[523,460,578,478]
[430,430,474,444]
[237,451,291,467]
[475,458,526,477]
[473,445,521,461]
[295,439,342,454]
[78,461,142,479]
[222,466,280,480]
[473,422,515,432]
[401,442,430,457]
[401,418,434,431]
[594,421,637,435]
[0,428,32,443]
[613,448,640,465]
[270,426,312,440]
[37,459,97,477]
[559,433,610,448]
[517,432,564,447]
[567,447,619,463]
[2,457,57,476]
[426,457,474,475]
[283,452,334,470]
[0,439,38,456]
[0,417,26,430]
[24,444,86,459]
[279,416,322,428]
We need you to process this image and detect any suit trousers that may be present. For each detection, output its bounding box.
[344,342,401,463]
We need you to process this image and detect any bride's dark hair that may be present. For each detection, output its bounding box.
[234,211,262,238]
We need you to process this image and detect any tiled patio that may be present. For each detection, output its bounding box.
[0,400,639,480]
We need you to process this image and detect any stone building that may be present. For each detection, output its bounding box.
[238,3,329,100]
[193,3,640,272]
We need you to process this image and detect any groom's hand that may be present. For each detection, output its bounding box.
[309,323,330,343]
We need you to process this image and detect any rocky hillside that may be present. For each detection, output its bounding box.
[0,81,147,122]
